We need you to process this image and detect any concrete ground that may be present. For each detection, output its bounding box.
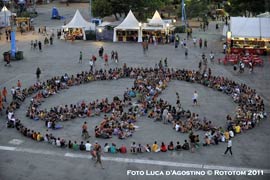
[0,2,270,180]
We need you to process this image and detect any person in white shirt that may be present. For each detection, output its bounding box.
[193,37,197,47]
[192,91,198,106]
[229,130,234,138]
[8,111,14,120]
[103,143,110,153]
[85,141,92,151]
[224,138,232,155]
[56,138,61,147]
[162,108,168,124]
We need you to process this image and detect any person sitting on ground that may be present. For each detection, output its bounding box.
[56,138,61,147]
[103,143,110,153]
[182,140,190,150]
[137,144,143,153]
[203,135,210,146]
[109,143,117,153]
[36,132,43,142]
[234,124,241,134]
[79,141,86,151]
[73,141,79,150]
[160,142,167,152]
[175,141,182,151]
[168,141,174,151]
[60,138,66,147]
[85,141,92,152]
[130,142,137,153]
[119,144,127,153]
[151,141,160,152]
[144,144,151,152]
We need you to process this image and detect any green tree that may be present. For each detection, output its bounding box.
[92,0,169,20]
[225,0,267,16]
[92,0,112,18]
[184,0,210,18]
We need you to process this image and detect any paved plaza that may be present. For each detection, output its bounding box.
[0,3,270,180]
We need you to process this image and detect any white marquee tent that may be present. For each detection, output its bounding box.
[0,6,15,27]
[113,10,141,42]
[148,10,165,27]
[230,17,270,39]
[62,9,95,40]
[143,10,169,32]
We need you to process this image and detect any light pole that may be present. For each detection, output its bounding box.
[89,0,92,21]
[10,0,17,59]
[181,0,187,27]
[138,22,142,42]
[166,23,169,43]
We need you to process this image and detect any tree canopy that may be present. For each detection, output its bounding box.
[92,0,169,20]
[224,0,269,16]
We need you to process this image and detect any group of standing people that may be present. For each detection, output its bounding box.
[79,47,120,71]
[30,40,43,52]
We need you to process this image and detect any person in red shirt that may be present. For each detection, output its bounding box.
[160,142,167,152]
[17,80,22,89]
[119,144,127,153]
[2,87,7,102]
[104,53,108,66]
[0,94,3,115]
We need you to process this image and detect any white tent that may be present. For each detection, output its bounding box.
[113,10,141,42]
[62,9,95,40]
[148,10,165,27]
[0,6,13,27]
[230,17,270,39]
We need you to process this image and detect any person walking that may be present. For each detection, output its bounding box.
[193,37,197,47]
[192,91,198,106]
[111,50,115,61]
[199,38,202,49]
[17,80,22,89]
[162,107,168,124]
[185,47,188,58]
[94,143,104,169]
[224,137,233,155]
[2,87,7,102]
[89,59,93,72]
[36,67,41,80]
[79,51,82,64]
[204,39,207,48]
[82,121,90,139]
[38,41,42,52]
[114,51,118,64]
[49,36,53,45]
[92,55,97,66]
[104,53,108,66]
[99,46,104,58]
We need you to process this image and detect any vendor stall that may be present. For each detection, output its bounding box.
[228,17,270,55]
[142,11,170,43]
[16,17,31,32]
[113,10,140,42]
[62,10,95,40]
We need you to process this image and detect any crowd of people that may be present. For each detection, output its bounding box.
[2,61,267,155]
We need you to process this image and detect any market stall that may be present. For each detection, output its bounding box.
[16,17,31,32]
[142,10,170,43]
[228,17,270,55]
[113,10,141,42]
[62,10,95,40]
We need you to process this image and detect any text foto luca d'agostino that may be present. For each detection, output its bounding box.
[126,170,265,176]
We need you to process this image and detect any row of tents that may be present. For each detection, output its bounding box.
[60,9,173,42]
